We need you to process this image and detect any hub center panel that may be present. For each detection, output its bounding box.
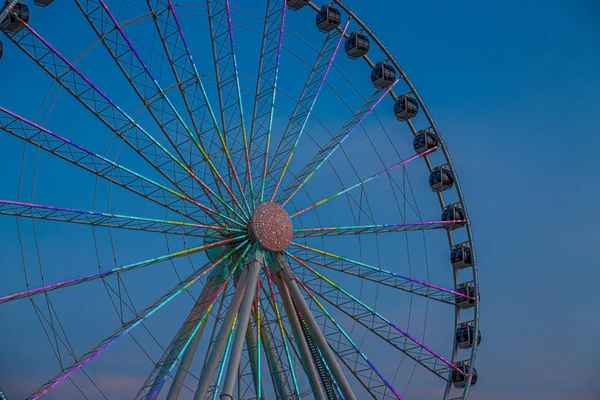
[250,202,293,252]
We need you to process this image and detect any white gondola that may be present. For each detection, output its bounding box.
[371,61,396,88]
[0,2,30,33]
[413,128,439,153]
[316,5,341,33]
[34,0,54,6]
[429,165,454,192]
[441,203,465,230]
[451,242,473,269]
[393,94,419,121]
[456,321,481,349]
[345,31,370,59]
[455,281,475,309]
[452,360,478,388]
[287,0,309,10]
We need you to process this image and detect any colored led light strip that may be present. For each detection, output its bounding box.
[290,147,437,218]
[0,0,18,23]
[256,279,262,399]
[289,243,470,298]
[293,220,463,235]
[289,253,462,374]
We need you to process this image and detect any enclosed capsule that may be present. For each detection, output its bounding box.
[455,281,475,309]
[429,165,454,192]
[371,62,396,88]
[34,0,54,6]
[0,2,30,33]
[456,321,481,349]
[393,94,419,121]
[316,5,341,33]
[452,360,478,388]
[451,242,473,269]
[0,40,3,60]
[413,128,438,153]
[441,203,466,230]
[287,0,309,10]
[345,31,370,59]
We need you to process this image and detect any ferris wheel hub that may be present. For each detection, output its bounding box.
[250,202,293,252]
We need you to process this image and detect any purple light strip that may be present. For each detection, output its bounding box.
[293,220,461,234]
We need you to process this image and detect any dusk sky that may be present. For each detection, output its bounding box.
[1,1,599,399]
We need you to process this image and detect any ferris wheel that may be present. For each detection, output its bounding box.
[0,0,481,399]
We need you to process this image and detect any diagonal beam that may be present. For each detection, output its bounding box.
[0,200,240,237]
[0,236,244,305]
[24,241,248,400]
[287,244,470,305]
[278,81,399,206]
[266,21,349,202]
[293,220,460,238]
[248,0,287,204]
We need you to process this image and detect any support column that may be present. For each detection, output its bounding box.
[273,273,325,400]
[260,316,291,400]
[193,267,250,400]
[275,253,357,400]
[220,251,263,399]
[244,319,266,399]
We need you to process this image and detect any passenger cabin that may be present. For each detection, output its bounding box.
[345,31,370,59]
[456,321,481,349]
[455,281,475,309]
[451,242,473,269]
[429,165,454,192]
[371,62,396,88]
[441,203,466,230]
[413,128,438,154]
[393,94,419,121]
[0,40,3,60]
[34,0,54,6]
[452,360,478,388]
[0,2,30,34]
[287,0,309,10]
[316,5,341,33]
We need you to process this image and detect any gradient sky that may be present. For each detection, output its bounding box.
[1,1,599,399]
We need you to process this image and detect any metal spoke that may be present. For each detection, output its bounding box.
[248,0,287,204]
[266,21,349,202]
[0,200,241,237]
[24,241,247,400]
[291,148,437,218]
[0,0,18,22]
[278,82,399,206]
[293,220,460,238]
[295,276,402,400]
[287,244,470,305]
[207,0,253,214]
[1,21,230,225]
[0,237,244,305]
[75,0,246,220]
[289,252,461,380]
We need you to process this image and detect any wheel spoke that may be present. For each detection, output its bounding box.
[207,0,253,215]
[0,236,244,305]
[287,245,470,304]
[137,245,251,400]
[0,200,240,237]
[24,241,247,400]
[278,81,399,206]
[289,253,460,380]
[291,148,437,218]
[0,0,17,21]
[248,0,287,204]
[75,0,246,221]
[266,20,350,202]
[293,220,460,238]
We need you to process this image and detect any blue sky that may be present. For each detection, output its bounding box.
[1,0,599,399]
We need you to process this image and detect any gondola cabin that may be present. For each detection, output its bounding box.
[393,94,419,121]
[441,203,466,230]
[34,0,54,6]
[345,31,370,59]
[316,5,342,33]
[0,40,3,60]
[429,165,454,192]
[371,62,396,88]
[456,321,481,349]
[287,0,309,10]
[451,242,473,269]
[452,360,478,388]
[455,281,475,309]
[413,128,438,154]
[0,2,30,33]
